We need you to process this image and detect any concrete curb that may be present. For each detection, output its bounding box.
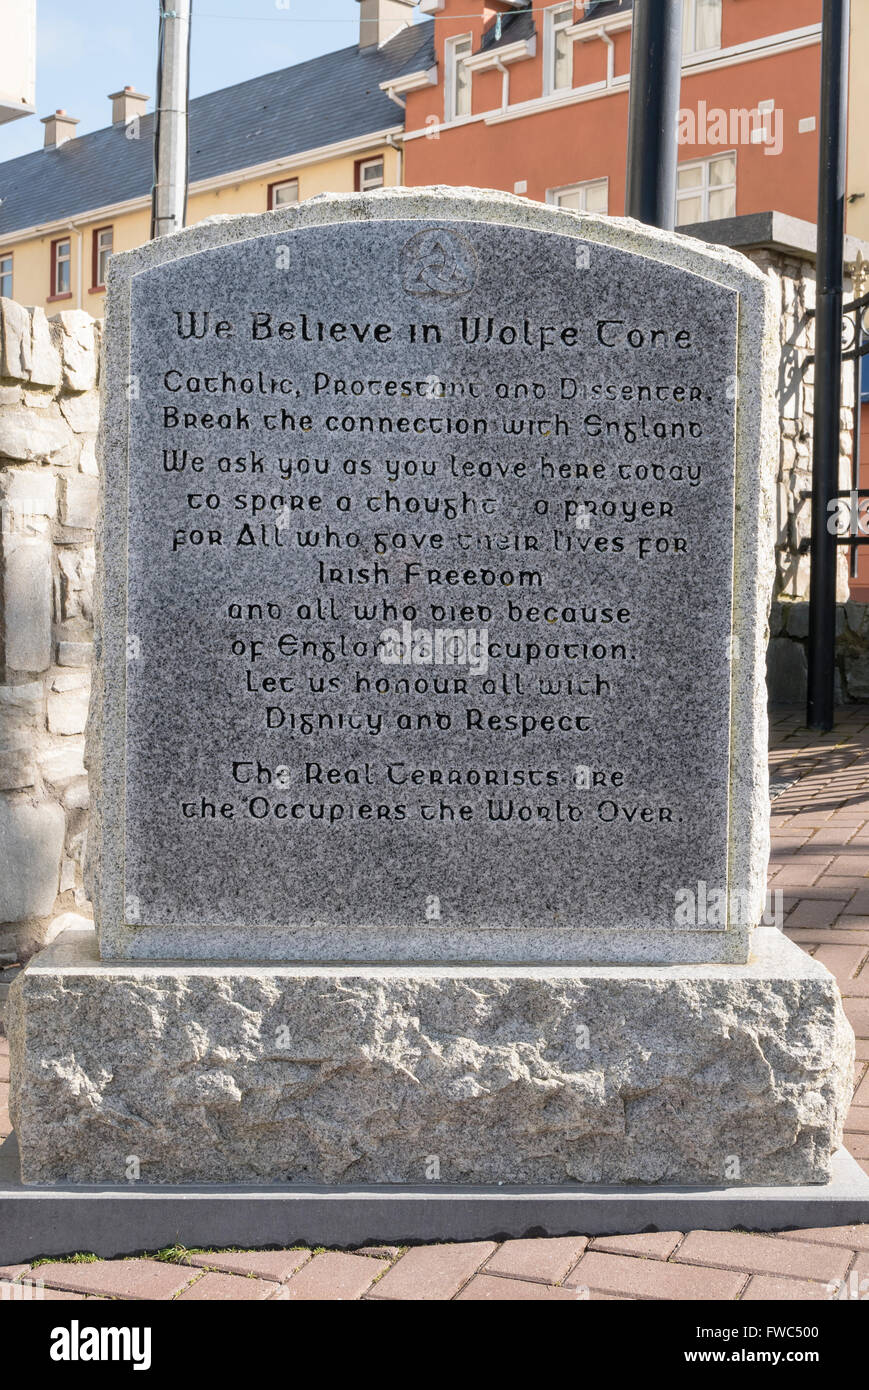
[2,1138,868,1265]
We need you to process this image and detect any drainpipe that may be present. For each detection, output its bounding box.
[494,58,509,112]
[599,28,615,86]
[63,218,83,309]
[576,23,621,88]
[386,131,404,187]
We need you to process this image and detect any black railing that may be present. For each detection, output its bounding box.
[803,281,869,566]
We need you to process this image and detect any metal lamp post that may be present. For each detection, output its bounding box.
[625,0,684,231]
[151,0,192,240]
[807,0,851,731]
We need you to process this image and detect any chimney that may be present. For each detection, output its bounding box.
[108,86,149,125]
[357,0,415,50]
[41,109,79,147]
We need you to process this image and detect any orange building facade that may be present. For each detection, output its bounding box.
[392,0,826,226]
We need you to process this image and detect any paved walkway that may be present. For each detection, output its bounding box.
[2,706,869,1301]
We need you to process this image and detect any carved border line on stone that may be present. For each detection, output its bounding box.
[89,189,778,963]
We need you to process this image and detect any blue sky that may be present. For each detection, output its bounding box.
[1,0,418,161]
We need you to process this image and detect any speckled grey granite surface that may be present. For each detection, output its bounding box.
[14,194,846,1192]
[89,189,778,964]
[8,926,853,1186]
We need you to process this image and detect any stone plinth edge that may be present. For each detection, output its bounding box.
[9,926,853,1188]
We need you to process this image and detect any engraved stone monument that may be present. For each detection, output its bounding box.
[9,191,854,1194]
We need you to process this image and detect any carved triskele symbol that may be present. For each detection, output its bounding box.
[400,228,478,299]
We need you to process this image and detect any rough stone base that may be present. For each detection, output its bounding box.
[9,927,854,1188]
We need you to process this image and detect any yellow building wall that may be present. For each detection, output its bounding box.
[0,143,400,317]
[848,0,869,248]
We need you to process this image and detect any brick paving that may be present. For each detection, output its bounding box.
[1,705,869,1301]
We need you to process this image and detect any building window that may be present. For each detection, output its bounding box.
[268,178,299,210]
[51,237,71,298]
[445,34,472,122]
[0,254,11,299]
[548,178,608,214]
[682,0,722,56]
[544,3,574,95]
[676,153,736,224]
[92,226,113,290]
[355,156,385,193]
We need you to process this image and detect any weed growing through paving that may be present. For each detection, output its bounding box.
[151,1243,310,1263]
[31,1252,99,1268]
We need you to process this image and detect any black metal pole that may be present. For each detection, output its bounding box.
[807,0,850,731]
[625,0,684,229]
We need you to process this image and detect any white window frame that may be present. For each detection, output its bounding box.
[0,253,12,299]
[358,156,385,193]
[546,178,609,214]
[544,2,575,97]
[444,33,473,122]
[682,0,722,58]
[269,178,299,209]
[675,152,736,226]
[94,226,113,288]
[53,237,71,297]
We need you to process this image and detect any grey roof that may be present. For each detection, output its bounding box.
[480,0,632,53]
[584,0,634,19]
[479,6,535,52]
[0,21,434,238]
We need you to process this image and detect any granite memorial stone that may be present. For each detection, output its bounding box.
[98,192,768,963]
[9,192,854,1189]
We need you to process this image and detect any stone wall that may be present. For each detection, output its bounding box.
[750,247,866,703]
[0,299,99,997]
